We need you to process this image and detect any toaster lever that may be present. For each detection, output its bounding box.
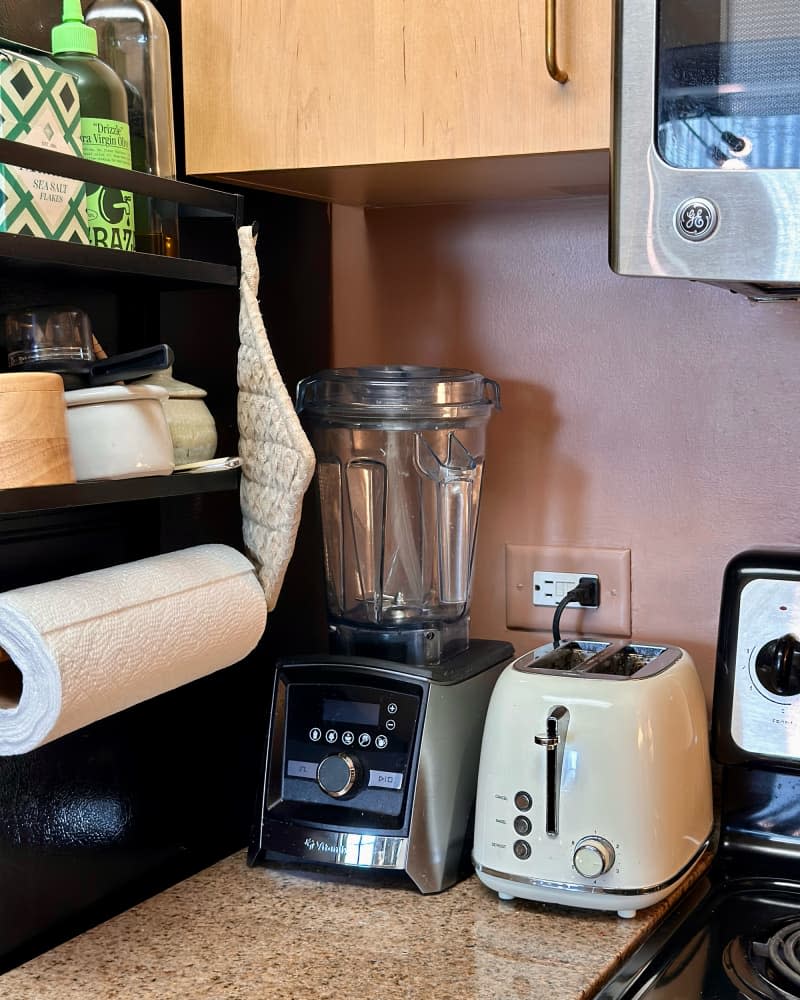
[534,705,570,837]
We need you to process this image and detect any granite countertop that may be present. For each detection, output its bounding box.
[0,850,711,1000]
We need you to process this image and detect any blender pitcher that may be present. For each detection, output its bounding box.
[296,366,500,664]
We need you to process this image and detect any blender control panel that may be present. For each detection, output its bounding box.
[732,577,800,759]
[267,665,426,831]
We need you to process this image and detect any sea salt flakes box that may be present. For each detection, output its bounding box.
[0,45,88,243]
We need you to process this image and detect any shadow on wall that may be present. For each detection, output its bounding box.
[487,378,590,546]
[359,204,480,366]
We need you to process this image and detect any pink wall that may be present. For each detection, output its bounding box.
[331,196,800,702]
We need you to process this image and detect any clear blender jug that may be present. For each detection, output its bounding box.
[296,366,500,664]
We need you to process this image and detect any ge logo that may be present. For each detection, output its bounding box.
[674,198,718,242]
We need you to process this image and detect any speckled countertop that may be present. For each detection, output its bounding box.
[0,850,712,1000]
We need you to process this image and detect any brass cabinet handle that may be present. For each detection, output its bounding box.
[545,0,569,84]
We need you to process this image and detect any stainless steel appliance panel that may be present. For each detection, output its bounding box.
[611,0,800,299]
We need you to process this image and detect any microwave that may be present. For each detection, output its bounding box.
[610,0,800,300]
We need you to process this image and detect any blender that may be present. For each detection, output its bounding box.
[248,366,514,892]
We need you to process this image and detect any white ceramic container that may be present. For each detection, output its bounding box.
[64,384,174,480]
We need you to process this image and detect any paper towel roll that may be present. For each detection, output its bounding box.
[0,544,267,756]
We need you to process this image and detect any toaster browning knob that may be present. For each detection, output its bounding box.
[317,753,361,798]
[573,837,615,879]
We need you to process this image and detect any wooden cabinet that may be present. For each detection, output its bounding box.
[181,0,612,205]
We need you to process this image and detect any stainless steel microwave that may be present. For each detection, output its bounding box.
[611,0,800,300]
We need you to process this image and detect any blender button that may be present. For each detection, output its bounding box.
[385,719,396,731]
[513,840,532,861]
[309,728,322,742]
[325,729,338,744]
[358,732,372,747]
[368,769,404,790]
[387,703,398,714]
[342,731,355,745]
[287,760,317,780]
[514,791,533,812]
[375,735,388,749]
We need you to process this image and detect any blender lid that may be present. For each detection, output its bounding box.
[296,365,500,417]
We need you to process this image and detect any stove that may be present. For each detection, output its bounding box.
[597,549,800,1000]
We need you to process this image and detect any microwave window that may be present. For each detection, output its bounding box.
[657,0,800,169]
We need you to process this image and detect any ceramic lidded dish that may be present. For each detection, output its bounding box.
[64,384,174,480]
[134,367,217,464]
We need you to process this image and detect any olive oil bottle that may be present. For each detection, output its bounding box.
[51,0,135,251]
[86,0,179,256]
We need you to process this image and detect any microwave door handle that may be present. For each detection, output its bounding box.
[534,705,570,836]
[545,0,569,83]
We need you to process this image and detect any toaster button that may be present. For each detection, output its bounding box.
[513,840,532,860]
[513,815,532,836]
[514,791,533,812]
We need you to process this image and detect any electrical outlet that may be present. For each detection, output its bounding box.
[533,571,600,607]
[506,545,631,636]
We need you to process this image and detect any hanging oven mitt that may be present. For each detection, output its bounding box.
[237,224,315,610]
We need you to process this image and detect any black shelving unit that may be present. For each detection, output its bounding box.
[0,137,253,971]
[0,0,331,975]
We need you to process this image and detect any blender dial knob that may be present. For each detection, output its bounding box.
[573,837,615,878]
[755,634,800,696]
[317,754,361,798]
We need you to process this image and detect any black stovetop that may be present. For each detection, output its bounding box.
[596,868,800,999]
[596,765,800,1000]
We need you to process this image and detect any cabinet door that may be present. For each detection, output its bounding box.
[183,0,611,186]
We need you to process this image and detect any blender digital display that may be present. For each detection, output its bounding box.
[321,698,380,726]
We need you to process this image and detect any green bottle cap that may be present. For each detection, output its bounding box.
[51,0,98,57]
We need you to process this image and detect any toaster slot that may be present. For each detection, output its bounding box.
[527,640,612,672]
[584,643,669,677]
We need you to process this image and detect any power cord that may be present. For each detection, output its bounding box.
[552,577,600,648]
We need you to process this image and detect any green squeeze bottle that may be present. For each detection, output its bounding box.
[51,0,135,251]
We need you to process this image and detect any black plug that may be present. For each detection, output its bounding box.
[552,576,600,648]
[573,575,600,607]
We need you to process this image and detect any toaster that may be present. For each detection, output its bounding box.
[472,639,713,918]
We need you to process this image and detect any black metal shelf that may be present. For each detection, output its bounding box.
[0,231,237,287]
[0,137,242,286]
[0,138,240,216]
[0,468,240,518]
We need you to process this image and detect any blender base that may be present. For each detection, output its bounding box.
[249,638,514,893]
[329,617,470,665]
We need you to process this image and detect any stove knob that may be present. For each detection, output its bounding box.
[573,837,615,879]
[755,634,800,696]
[317,754,361,798]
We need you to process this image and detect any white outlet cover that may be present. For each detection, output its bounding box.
[505,544,631,636]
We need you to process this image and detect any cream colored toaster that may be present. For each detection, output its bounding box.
[472,639,713,918]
